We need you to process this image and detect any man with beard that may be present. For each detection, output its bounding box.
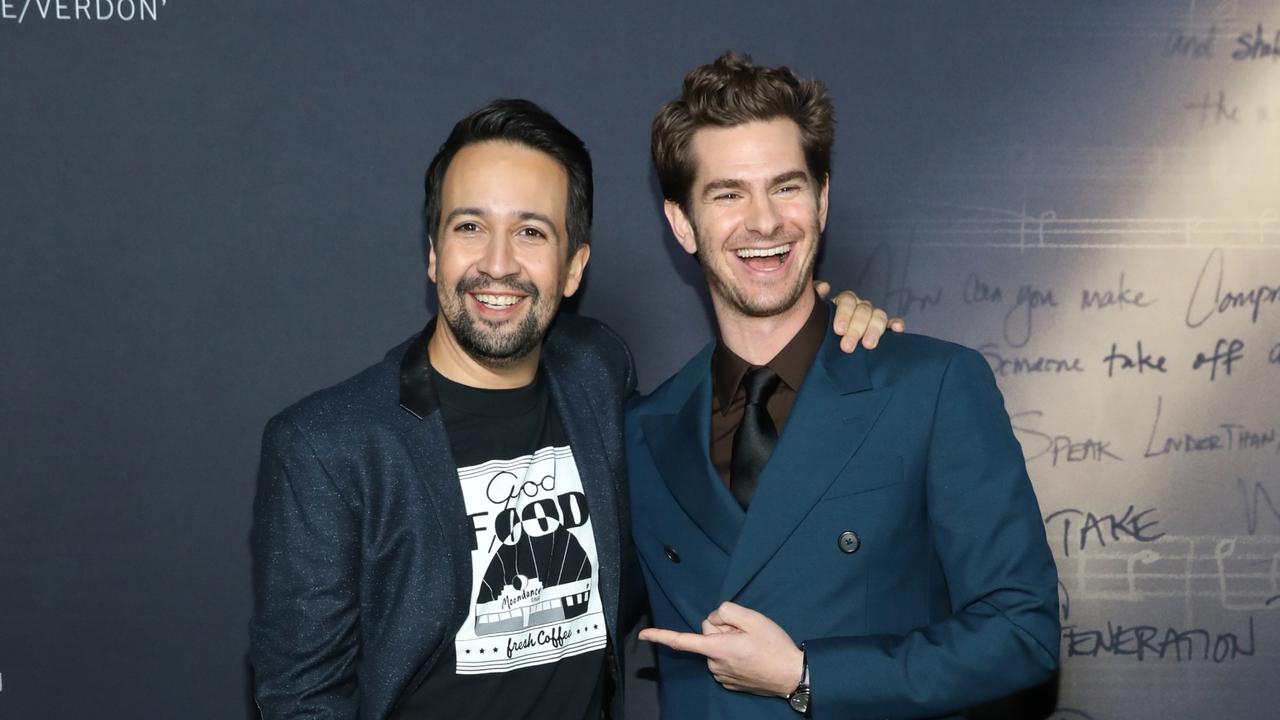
[630,53,1060,719]
[249,99,894,719]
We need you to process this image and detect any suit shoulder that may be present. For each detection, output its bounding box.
[864,331,985,382]
[875,330,967,356]
[549,313,629,353]
[264,338,410,444]
[546,313,635,379]
[627,342,713,418]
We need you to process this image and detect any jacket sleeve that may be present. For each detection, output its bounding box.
[249,414,362,719]
[598,319,648,635]
[804,347,1060,719]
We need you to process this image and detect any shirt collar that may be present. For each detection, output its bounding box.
[712,292,829,413]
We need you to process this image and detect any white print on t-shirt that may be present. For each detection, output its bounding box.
[453,445,606,674]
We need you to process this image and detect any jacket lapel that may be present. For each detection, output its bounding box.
[642,346,745,556]
[720,330,893,600]
[397,326,474,635]
[541,340,622,644]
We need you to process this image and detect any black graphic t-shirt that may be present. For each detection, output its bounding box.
[393,371,606,720]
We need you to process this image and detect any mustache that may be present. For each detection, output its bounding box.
[455,275,540,299]
[732,226,805,246]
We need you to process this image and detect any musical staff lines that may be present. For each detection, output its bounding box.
[860,208,1280,250]
[1055,534,1280,613]
[917,145,1280,184]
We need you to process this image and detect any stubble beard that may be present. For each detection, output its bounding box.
[695,221,820,319]
[439,275,553,367]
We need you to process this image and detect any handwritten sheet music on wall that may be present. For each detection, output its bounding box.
[829,3,1280,718]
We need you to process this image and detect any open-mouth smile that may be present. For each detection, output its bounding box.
[734,243,792,271]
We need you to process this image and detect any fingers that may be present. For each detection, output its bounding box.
[702,618,731,635]
[713,674,742,691]
[705,608,745,636]
[705,607,724,628]
[838,300,875,353]
[831,291,859,337]
[706,656,736,689]
[639,627,714,656]
[890,317,906,333]
[861,308,889,349]
[713,601,764,629]
[813,279,831,299]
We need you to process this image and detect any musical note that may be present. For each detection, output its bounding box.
[1052,534,1280,611]
[1259,209,1280,245]
[855,211,1280,250]
[1128,549,1163,600]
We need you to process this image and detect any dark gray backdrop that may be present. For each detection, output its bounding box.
[3,2,1278,719]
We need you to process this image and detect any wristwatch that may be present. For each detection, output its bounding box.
[787,643,811,716]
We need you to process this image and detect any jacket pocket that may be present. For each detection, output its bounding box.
[819,454,904,500]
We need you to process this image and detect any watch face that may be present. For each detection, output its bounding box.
[789,690,810,712]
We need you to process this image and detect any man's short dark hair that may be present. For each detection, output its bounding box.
[652,51,834,212]
[423,98,593,258]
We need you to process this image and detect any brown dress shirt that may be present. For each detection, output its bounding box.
[710,295,829,488]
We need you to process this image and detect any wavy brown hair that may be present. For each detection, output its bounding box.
[651,51,835,212]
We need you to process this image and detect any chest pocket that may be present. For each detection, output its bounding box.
[819,454,904,501]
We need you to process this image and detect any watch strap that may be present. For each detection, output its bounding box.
[787,642,811,716]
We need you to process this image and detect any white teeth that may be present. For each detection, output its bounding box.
[474,293,521,307]
[736,244,791,258]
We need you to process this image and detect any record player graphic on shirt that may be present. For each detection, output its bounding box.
[455,445,606,674]
[473,520,593,636]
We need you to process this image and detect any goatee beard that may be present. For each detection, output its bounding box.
[443,276,544,366]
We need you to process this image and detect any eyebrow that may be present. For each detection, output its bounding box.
[700,178,747,196]
[699,170,811,198]
[443,207,485,226]
[770,170,810,187]
[442,207,561,240]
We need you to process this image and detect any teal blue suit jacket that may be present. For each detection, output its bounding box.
[627,321,1059,719]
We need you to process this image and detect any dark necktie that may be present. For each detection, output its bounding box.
[729,365,781,510]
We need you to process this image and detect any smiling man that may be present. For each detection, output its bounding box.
[629,53,1060,719]
[250,101,629,720]
[248,98,896,720]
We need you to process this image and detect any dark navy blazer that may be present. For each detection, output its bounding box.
[628,319,1060,719]
[250,314,638,719]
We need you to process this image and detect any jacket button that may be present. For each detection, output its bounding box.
[664,545,681,563]
[837,531,861,554]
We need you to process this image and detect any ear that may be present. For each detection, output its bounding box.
[426,236,438,283]
[817,174,830,233]
[561,243,592,298]
[663,200,698,255]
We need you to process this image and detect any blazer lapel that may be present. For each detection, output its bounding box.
[642,348,745,556]
[397,328,474,633]
[720,331,893,600]
[542,345,622,644]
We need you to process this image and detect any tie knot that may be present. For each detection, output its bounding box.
[741,366,781,406]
